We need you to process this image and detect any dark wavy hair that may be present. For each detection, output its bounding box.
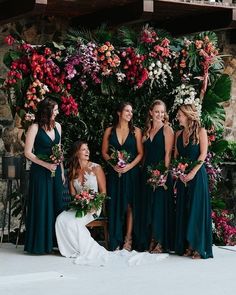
[112,101,134,132]
[35,98,58,130]
[68,140,88,181]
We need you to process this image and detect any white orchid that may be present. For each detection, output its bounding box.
[171,84,202,117]
[147,60,173,88]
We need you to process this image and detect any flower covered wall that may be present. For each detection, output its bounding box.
[0,25,231,164]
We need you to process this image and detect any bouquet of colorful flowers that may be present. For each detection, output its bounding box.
[147,161,168,191]
[36,143,64,177]
[170,156,202,187]
[68,187,108,218]
[108,146,131,177]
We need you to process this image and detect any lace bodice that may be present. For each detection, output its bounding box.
[73,163,99,193]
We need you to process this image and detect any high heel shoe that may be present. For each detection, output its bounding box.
[148,238,156,253]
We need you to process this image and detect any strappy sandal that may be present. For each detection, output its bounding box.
[183,248,193,257]
[150,243,163,254]
[123,236,132,251]
[192,251,201,259]
[148,238,156,253]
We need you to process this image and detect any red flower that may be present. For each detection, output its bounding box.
[61,95,78,116]
[4,35,15,46]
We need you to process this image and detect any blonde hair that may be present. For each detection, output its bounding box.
[179,104,201,145]
[144,99,169,139]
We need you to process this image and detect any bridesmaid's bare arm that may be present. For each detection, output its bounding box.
[164,125,174,168]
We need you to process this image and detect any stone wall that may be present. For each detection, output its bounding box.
[218,31,236,140]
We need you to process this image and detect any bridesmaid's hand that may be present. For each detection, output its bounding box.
[182,171,196,183]
[119,163,132,174]
[46,162,57,172]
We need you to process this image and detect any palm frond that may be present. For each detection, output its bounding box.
[118,26,138,47]
[93,23,113,44]
[66,27,94,43]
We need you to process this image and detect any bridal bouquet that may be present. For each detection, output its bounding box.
[36,143,63,177]
[147,161,168,191]
[68,188,108,218]
[108,146,131,177]
[170,157,202,187]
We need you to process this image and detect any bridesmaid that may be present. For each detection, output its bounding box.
[140,100,175,253]
[174,104,213,259]
[102,102,143,251]
[24,98,64,254]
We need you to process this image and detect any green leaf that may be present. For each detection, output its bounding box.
[211,74,231,102]
[210,140,228,154]
[52,41,66,50]
[0,78,5,86]
[211,198,226,210]
[3,51,21,67]
[202,74,231,130]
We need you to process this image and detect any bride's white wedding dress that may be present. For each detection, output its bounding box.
[56,163,169,266]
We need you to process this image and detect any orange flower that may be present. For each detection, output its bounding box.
[177,163,188,172]
[195,40,203,49]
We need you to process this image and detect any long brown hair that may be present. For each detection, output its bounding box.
[35,98,57,130]
[68,140,88,181]
[112,101,134,133]
[179,104,201,145]
[143,99,169,139]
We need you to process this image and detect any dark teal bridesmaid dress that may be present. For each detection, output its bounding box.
[139,126,175,252]
[107,128,140,250]
[24,127,63,254]
[175,131,213,258]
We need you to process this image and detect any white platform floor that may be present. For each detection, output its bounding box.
[0,243,236,295]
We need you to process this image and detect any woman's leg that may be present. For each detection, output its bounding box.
[123,205,133,251]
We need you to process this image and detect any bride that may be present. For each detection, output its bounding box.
[56,140,169,266]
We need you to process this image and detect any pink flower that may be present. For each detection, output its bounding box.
[153,170,161,177]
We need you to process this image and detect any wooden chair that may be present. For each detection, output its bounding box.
[86,202,109,249]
